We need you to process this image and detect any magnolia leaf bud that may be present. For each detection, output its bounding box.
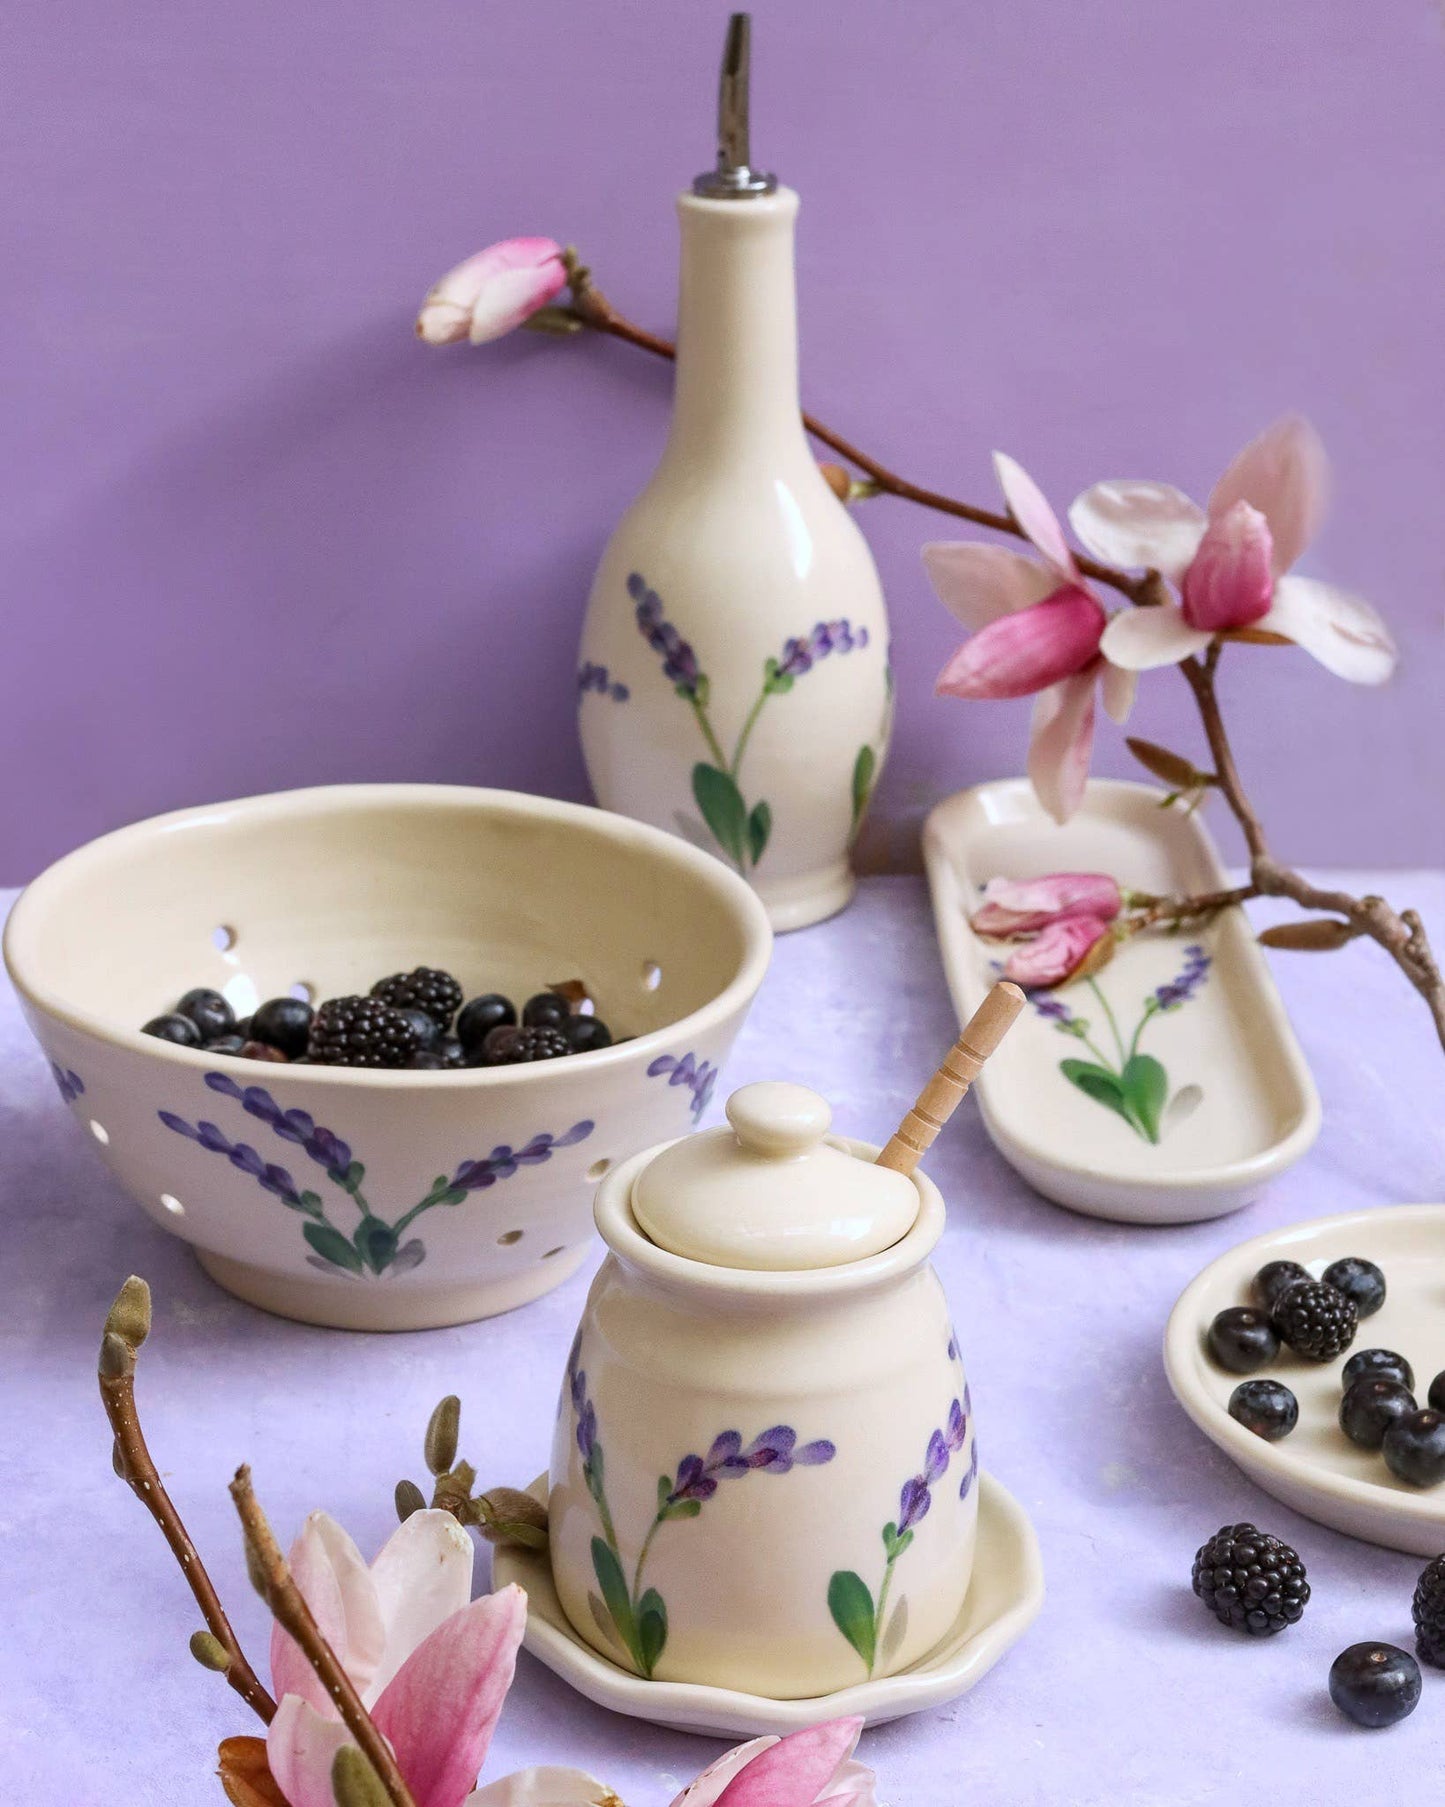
[98,1330,135,1380]
[1126,737,1212,793]
[819,462,851,502]
[424,1396,461,1477]
[104,1275,153,1351]
[331,1745,392,1807]
[475,1486,550,1549]
[394,1478,427,1523]
[243,1536,271,1601]
[1258,918,1355,951]
[190,1629,232,1671]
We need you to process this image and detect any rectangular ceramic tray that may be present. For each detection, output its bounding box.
[922,779,1320,1224]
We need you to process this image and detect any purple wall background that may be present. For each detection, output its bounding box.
[3,1,1442,882]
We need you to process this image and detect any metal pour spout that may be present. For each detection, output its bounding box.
[693,12,778,199]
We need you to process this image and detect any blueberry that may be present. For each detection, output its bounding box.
[1323,1257,1386,1320]
[1254,1259,1311,1312]
[1340,1379,1417,1451]
[408,1049,450,1069]
[250,996,314,1058]
[1208,1307,1281,1374]
[1328,1643,1421,1728]
[177,988,234,1041]
[1228,1378,1299,1441]
[1382,1410,1445,1488]
[435,1035,464,1068]
[206,1034,247,1056]
[1343,1349,1415,1394]
[564,1015,613,1054]
[397,1006,440,1053]
[456,994,516,1050]
[1430,1372,1445,1414]
[522,991,569,1029]
[142,1013,201,1047]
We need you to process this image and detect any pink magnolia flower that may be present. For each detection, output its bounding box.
[265,1508,525,1807]
[972,871,1122,937]
[926,453,1136,825]
[1000,915,1112,988]
[670,1719,876,1807]
[1072,417,1396,683]
[417,238,567,346]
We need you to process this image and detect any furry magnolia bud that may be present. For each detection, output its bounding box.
[394,1478,427,1523]
[424,1396,461,1477]
[1259,918,1356,951]
[104,1275,153,1351]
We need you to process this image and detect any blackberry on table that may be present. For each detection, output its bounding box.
[1192,1522,1310,1636]
[1413,1553,1445,1668]
[371,967,463,1028]
[308,996,419,1068]
[486,1025,570,1064]
[1273,1280,1358,1361]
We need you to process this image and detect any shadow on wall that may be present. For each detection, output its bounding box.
[1,315,663,879]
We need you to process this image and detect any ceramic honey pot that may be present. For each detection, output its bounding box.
[546,985,1025,1699]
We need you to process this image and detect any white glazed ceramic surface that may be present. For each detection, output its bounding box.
[496,1469,1043,1737]
[923,779,1320,1224]
[577,186,892,933]
[548,1134,978,1699]
[1164,1204,1445,1556]
[3,785,771,1331]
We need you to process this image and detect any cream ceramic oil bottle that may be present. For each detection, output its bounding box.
[577,15,892,931]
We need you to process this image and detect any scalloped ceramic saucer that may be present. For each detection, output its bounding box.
[492,1470,1043,1737]
[1165,1204,1445,1555]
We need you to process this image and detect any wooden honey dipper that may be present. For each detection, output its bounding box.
[875,980,1026,1176]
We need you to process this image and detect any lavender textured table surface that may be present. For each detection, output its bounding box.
[6,874,1445,1807]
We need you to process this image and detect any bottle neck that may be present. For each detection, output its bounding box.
[663,185,809,468]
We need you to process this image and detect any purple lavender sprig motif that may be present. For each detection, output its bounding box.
[1152,944,1211,1011]
[564,1338,835,1677]
[49,1062,85,1105]
[578,660,629,704]
[611,572,882,875]
[158,1074,594,1280]
[828,1395,973,1677]
[645,1051,717,1124]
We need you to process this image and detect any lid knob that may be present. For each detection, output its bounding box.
[726,1082,831,1158]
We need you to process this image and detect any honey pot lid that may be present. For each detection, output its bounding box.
[631,1081,919,1271]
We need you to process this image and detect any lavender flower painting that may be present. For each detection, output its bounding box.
[828,1395,973,1677]
[1032,944,1212,1143]
[566,1340,836,1677]
[624,571,881,873]
[158,1071,593,1277]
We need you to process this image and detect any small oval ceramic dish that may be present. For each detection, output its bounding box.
[3,784,771,1331]
[1164,1205,1445,1555]
[923,777,1320,1224]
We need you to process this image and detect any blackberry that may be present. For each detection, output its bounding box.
[1192,1523,1310,1636]
[239,1040,289,1063]
[371,967,463,1028]
[1273,1280,1358,1361]
[1322,1256,1386,1319]
[1254,1260,1311,1312]
[487,1025,570,1064]
[308,996,419,1068]
[1412,1553,1445,1667]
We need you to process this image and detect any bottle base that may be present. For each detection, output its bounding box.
[751,861,856,933]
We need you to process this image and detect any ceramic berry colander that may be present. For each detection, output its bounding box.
[3,784,771,1330]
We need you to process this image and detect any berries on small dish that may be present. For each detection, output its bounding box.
[1342,1348,1415,1394]
[1228,1379,1298,1442]
[1328,1642,1421,1729]
[1381,1409,1445,1488]
[1253,1259,1311,1312]
[1321,1256,1386,1320]
[1413,1553,1445,1668]
[1272,1280,1358,1362]
[1192,1523,1309,1636]
[1208,1307,1280,1374]
[1339,1378,1417,1452]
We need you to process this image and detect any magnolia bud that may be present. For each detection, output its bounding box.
[424,1396,461,1476]
[394,1479,427,1523]
[190,1629,232,1672]
[104,1276,152,1350]
[331,1747,391,1807]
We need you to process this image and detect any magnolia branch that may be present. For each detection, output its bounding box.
[549,268,1445,1050]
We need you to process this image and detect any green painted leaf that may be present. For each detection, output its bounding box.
[297,1190,324,1218]
[590,1538,642,1670]
[691,763,748,865]
[657,1475,673,1511]
[354,1217,399,1274]
[694,674,711,707]
[827,1569,877,1671]
[302,1221,365,1274]
[746,800,772,866]
[1059,1058,1133,1126]
[850,743,877,832]
[663,1497,702,1520]
[636,1587,668,1676]
[1121,1054,1168,1144]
